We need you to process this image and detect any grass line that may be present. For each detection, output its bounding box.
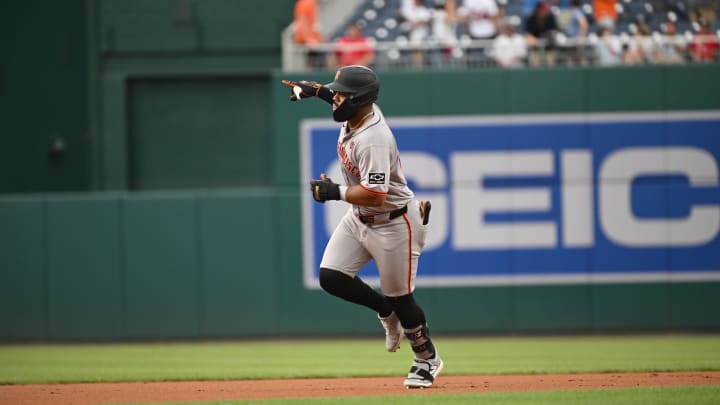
[1,335,719,384]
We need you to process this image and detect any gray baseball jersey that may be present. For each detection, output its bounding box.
[320,104,428,297]
[336,104,414,217]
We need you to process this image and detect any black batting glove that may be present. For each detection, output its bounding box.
[282,80,334,104]
[287,80,322,101]
[297,81,324,100]
[309,174,340,203]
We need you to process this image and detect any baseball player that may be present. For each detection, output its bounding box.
[283,65,443,388]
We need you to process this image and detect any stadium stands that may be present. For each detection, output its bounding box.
[283,0,720,70]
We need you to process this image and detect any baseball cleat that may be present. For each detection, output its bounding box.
[403,353,444,389]
[378,311,403,352]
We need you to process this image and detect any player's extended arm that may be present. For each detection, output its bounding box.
[309,174,385,206]
[281,80,334,104]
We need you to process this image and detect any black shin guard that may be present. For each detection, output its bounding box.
[318,268,392,317]
[404,323,436,359]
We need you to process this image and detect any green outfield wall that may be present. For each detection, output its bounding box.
[2,64,720,340]
[1,0,295,194]
[2,190,720,340]
[0,1,89,192]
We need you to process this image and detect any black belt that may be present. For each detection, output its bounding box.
[358,205,407,224]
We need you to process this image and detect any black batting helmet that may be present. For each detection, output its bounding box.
[326,65,380,107]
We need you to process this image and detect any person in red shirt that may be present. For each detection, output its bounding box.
[690,20,720,63]
[328,22,375,69]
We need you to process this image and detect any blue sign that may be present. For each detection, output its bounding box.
[300,111,720,288]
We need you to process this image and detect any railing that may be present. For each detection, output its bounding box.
[281,32,720,72]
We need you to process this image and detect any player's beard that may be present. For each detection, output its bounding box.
[333,99,357,122]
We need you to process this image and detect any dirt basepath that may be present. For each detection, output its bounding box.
[1,372,719,404]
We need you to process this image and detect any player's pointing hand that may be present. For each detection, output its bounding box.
[282,80,322,101]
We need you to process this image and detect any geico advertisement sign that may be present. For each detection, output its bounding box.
[300,112,720,287]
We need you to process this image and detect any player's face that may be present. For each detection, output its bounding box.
[333,92,349,111]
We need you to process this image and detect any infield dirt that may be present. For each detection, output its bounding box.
[1,371,719,404]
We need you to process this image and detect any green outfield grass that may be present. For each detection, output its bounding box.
[1,334,719,384]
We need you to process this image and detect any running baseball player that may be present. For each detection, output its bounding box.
[282,65,442,388]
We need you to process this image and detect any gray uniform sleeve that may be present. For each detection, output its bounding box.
[357,143,391,195]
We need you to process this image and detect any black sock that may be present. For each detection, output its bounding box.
[385,293,426,328]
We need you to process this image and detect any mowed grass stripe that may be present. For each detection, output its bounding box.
[1,335,718,384]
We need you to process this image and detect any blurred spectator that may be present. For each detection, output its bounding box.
[689,20,720,63]
[430,0,461,67]
[402,0,434,67]
[593,0,618,29]
[459,0,500,40]
[525,1,559,66]
[624,23,658,64]
[431,0,459,45]
[689,6,718,27]
[566,0,588,40]
[595,26,623,66]
[553,1,572,33]
[458,0,500,66]
[294,0,324,70]
[327,22,375,69]
[492,21,527,67]
[656,21,686,64]
[565,0,589,65]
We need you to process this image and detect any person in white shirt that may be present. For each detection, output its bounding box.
[429,0,460,67]
[459,0,500,40]
[492,21,527,67]
[458,0,500,66]
[401,0,433,67]
[594,26,622,66]
[624,22,658,64]
[656,21,686,64]
[431,0,459,46]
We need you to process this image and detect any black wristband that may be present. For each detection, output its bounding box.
[317,86,334,104]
